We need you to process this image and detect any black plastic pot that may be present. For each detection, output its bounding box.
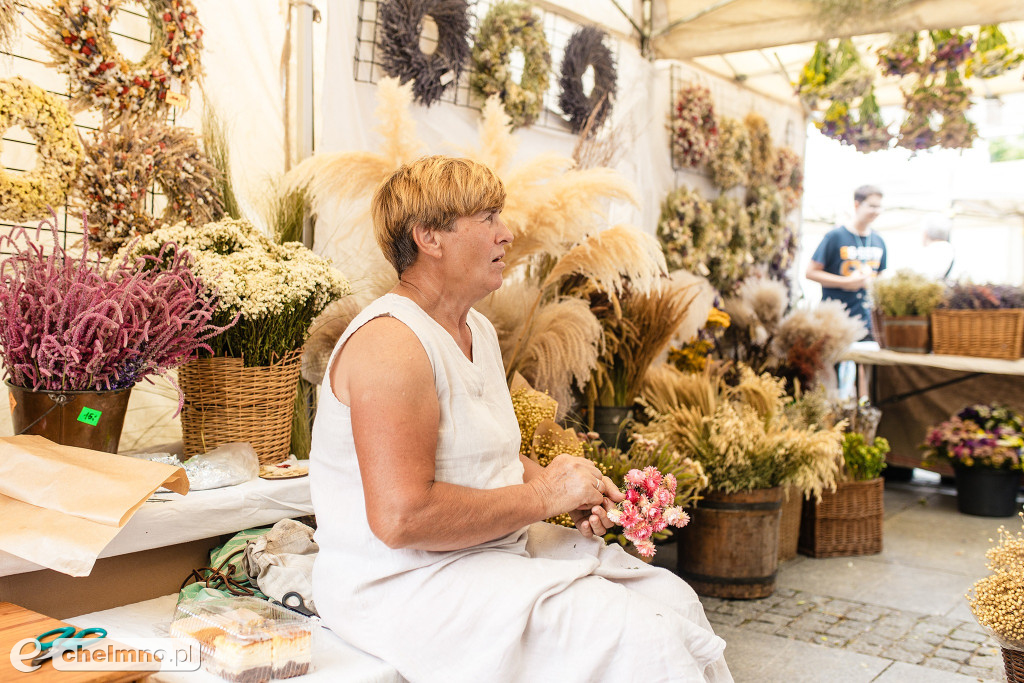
[592,405,632,451]
[953,463,1022,517]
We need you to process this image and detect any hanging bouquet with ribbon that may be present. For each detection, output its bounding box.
[965,25,1023,79]
[926,29,974,73]
[876,32,923,77]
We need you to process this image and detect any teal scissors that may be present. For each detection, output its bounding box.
[31,626,107,666]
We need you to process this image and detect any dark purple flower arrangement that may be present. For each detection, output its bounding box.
[0,213,234,413]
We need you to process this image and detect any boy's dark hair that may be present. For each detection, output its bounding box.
[854,184,883,203]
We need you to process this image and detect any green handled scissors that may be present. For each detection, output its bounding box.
[31,626,107,666]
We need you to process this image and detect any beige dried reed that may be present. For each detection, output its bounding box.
[542,225,666,296]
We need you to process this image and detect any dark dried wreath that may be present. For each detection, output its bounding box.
[377,0,471,107]
[73,123,225,256]
[558,26,617,134]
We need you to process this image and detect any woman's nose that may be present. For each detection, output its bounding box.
[497,216,513,244]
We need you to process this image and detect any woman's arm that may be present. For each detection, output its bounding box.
[334,316,605,551]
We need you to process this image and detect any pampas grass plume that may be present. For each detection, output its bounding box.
[542,225,666,296]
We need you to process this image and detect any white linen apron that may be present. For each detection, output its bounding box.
[310,293,731,682]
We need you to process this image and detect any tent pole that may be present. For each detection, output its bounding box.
[296,1,316,248]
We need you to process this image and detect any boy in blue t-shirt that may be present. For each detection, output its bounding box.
[806,184,887,340]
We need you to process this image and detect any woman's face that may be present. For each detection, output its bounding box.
[442,209,513,298]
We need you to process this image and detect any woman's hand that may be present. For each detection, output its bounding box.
[571,476,626,538]
[528,454,606,520]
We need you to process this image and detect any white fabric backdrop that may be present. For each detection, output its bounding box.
[315,0,805,278]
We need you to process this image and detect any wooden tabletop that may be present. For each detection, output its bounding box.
[0,602,149,682]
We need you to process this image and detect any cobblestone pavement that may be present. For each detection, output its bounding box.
[700,588,1005,681]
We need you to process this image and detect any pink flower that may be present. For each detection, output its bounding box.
[625,469,645,488]
[664,473,678,495]
[626,488,641,504]
[619,501,642,528]
[657,487,675,507]
[633,540,656,558]
[642,466,662,495]
[664,507,689,528]
[628,521,654,541]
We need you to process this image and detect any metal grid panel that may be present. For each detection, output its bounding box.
[0,1,173,256]
[354,0,622,133]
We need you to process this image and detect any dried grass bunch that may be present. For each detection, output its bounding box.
[718,278,866,391]
[968,515,1024,649]
[0,214,228,407]
[871,269,945,317]
[0,0,17,51]
[637,363,843,497]
[744,112,774,189]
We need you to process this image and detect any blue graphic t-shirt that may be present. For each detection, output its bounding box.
[811,226,887,332]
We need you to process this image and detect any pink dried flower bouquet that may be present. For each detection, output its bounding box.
[607,466,690,559]
[0,214,231,409]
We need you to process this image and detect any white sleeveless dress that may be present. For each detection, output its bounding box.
[310,293,732,682]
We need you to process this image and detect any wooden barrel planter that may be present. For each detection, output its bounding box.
[874,314,930,353]
[677,487,783,599]
[778,486,802,562]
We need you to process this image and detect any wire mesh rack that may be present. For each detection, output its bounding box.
[354,0,621,134]
[0,1,175,256]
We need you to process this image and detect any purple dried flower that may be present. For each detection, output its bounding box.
[0,212,235,413]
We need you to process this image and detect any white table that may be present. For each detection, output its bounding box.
[69,594,404,683]
[0,477,313,578]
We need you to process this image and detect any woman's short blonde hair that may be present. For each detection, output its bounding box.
[371,156,506,275]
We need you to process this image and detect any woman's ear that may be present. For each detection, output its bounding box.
[411,222,443,260]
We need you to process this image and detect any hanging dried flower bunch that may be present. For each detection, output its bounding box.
[876,32,923,77]
[668,82,718,168]
[743,112,774,189]
[707,117,750,191]
[849,91,893,153]
[745,186,787,265]
[897,71,976,151]
[826,39,874,102]
[965,25,1024,79]
[771,147,803,212]
[926,29,974,73]
[796,41,833,108]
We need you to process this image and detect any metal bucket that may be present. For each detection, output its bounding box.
[6,383,133,453]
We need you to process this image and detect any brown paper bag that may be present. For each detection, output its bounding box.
[0,435,189,576]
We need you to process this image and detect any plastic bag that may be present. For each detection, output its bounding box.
[183,442,260,490]
[243,519,319,615]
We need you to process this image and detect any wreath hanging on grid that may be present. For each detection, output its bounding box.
[377,0,471,107]
[558,26,617,134]
[669,81,718,168]
[37,0,204,122]
[73,123,225,256]
[469,1,551,129]
[0,76,84,224]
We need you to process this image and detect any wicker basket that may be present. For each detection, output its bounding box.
[778,486,802,561]
[178,349,303,466]
[931,309,1024,360]
[799,478,883,558]
[1005,647,1024,683]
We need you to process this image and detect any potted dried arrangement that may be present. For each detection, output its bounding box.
[871,270,944,353]
[511,377,707,561]
[799,431,889,558]
[932,283,1024,359]
[117,219,350,465]
[0,215,226,453]
[967,516,1024,682]
[638,363,843,598]
[922,404,1024,517]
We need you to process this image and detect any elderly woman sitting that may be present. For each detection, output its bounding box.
[310,156,731,682]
